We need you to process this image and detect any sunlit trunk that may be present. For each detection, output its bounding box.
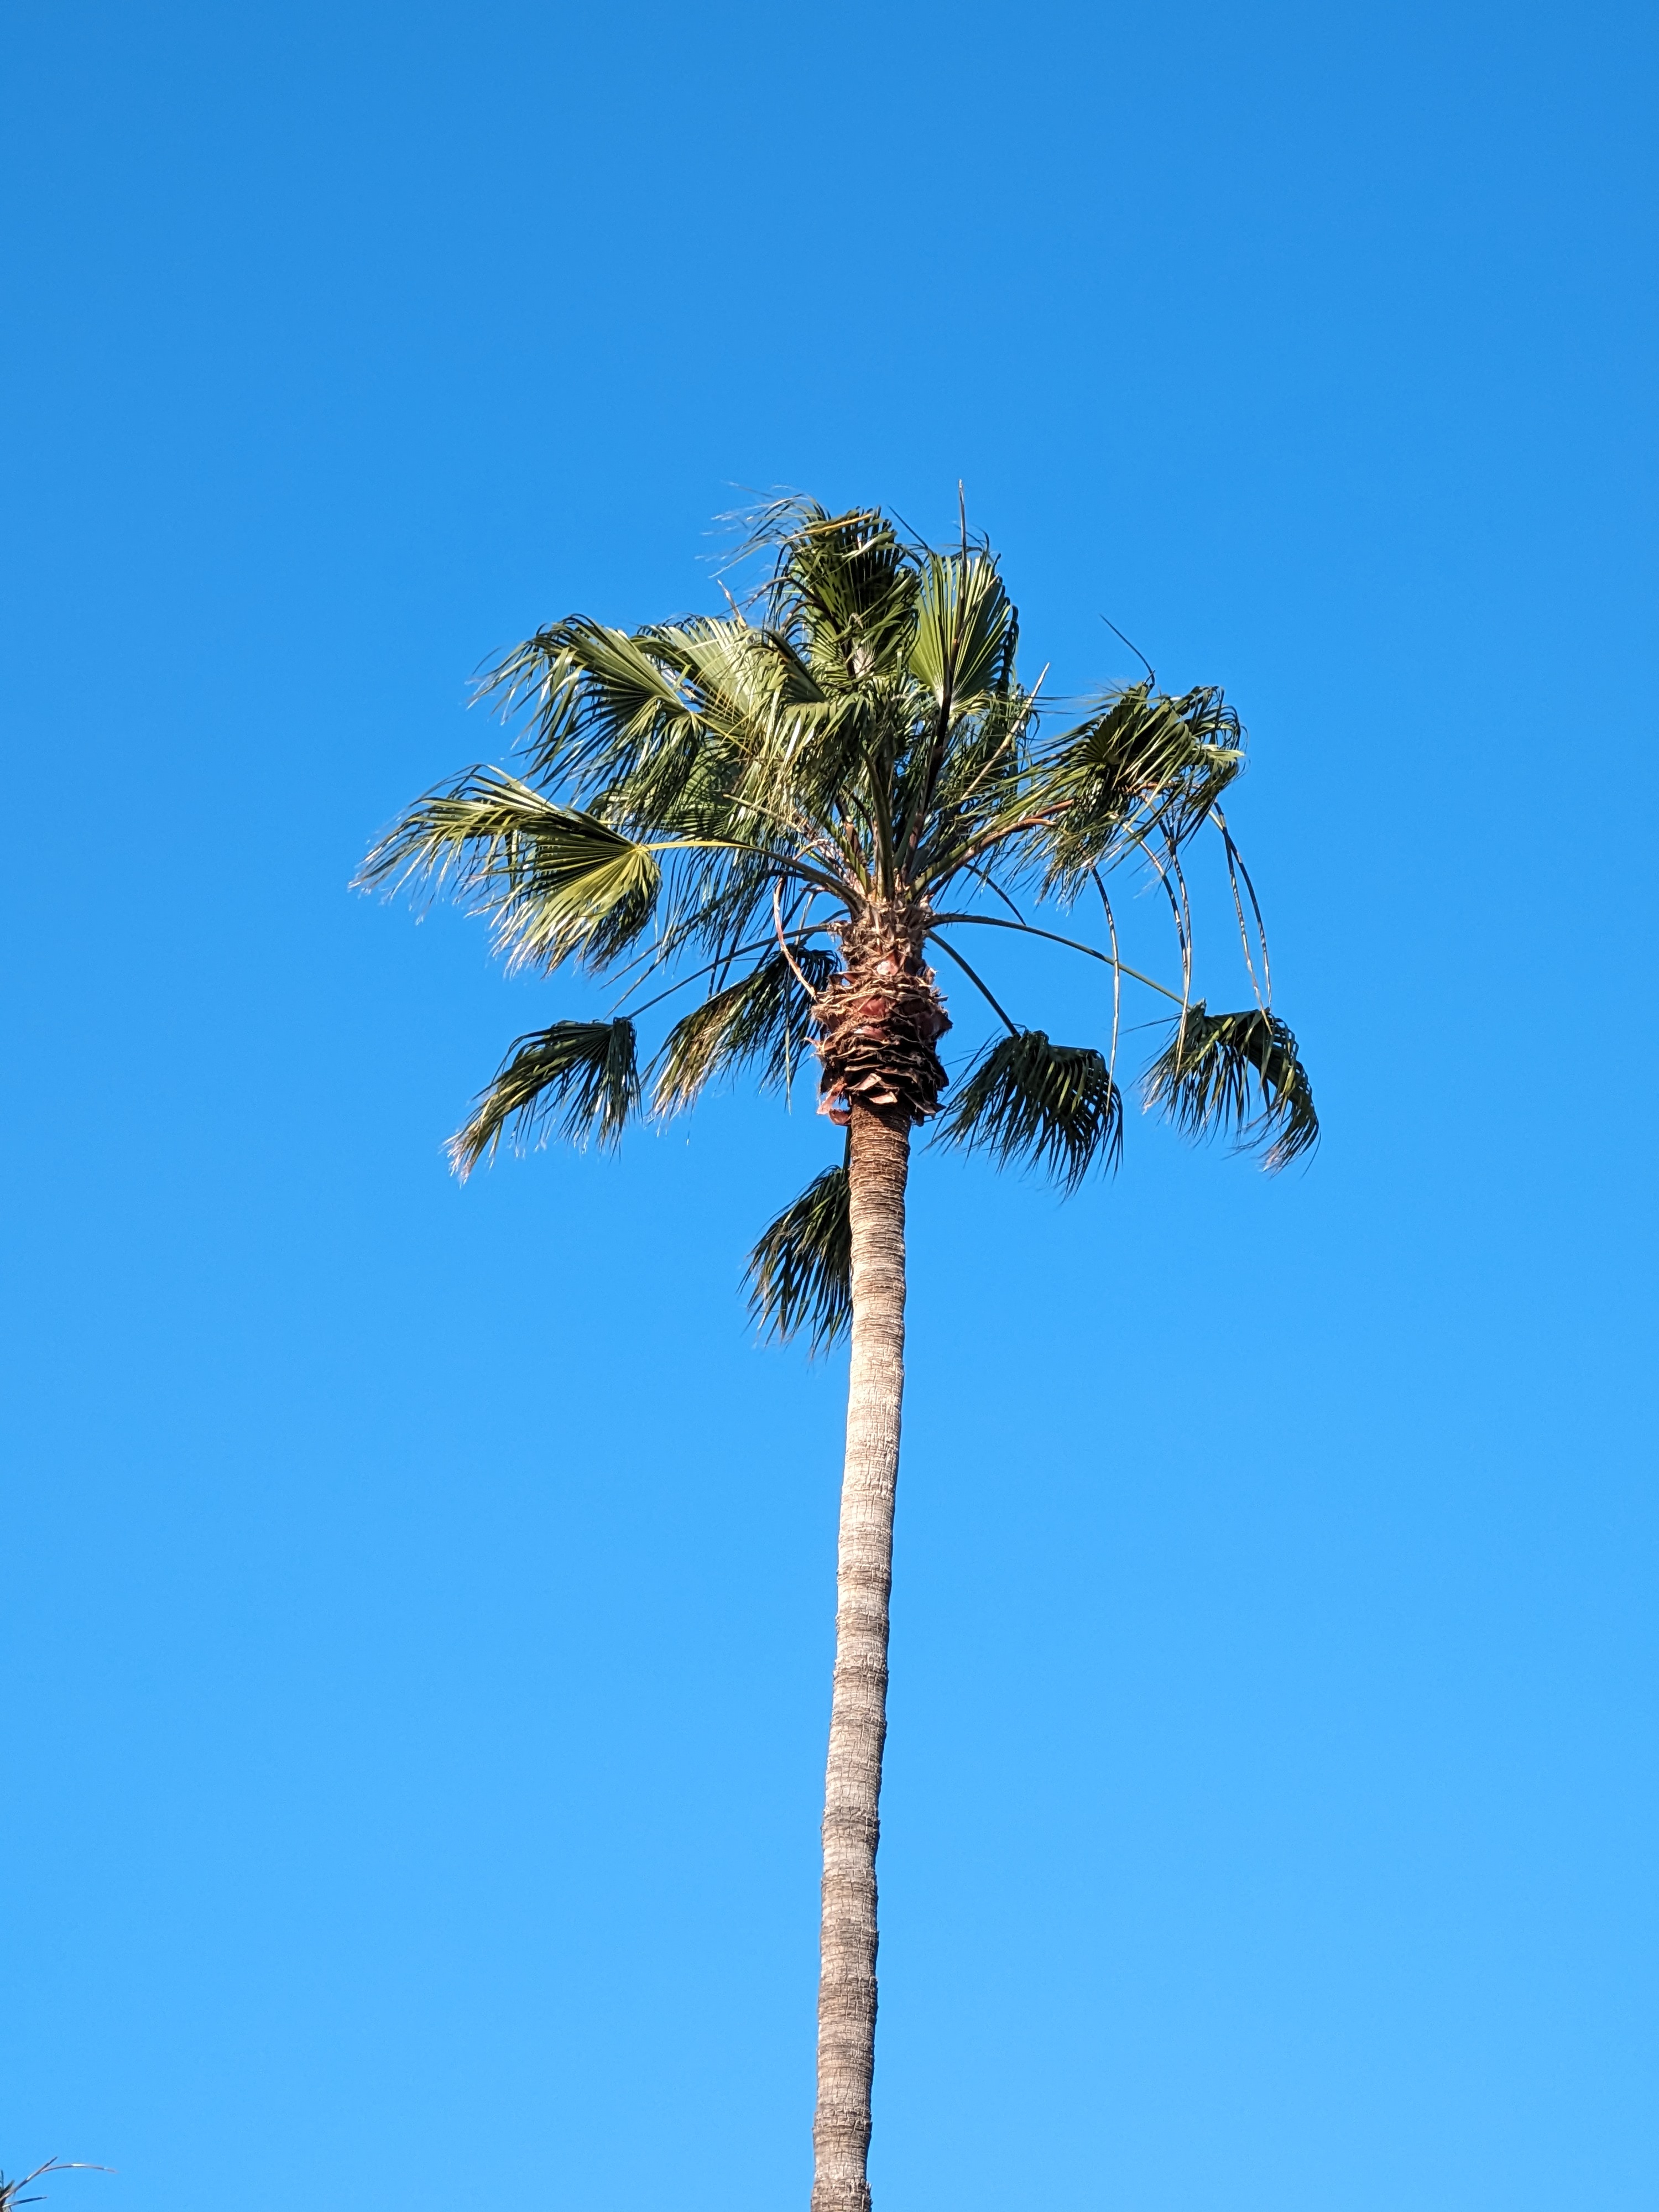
[811,1101,910,2212]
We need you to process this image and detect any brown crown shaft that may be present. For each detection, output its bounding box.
[813,902,951,1131]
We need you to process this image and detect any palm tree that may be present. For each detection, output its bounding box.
[358,500,1316,2212]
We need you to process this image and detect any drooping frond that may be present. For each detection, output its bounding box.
[450,1018,640,1174]
[357,769,660,972]
[1141,1003,1318,1170]
[936,1029,1123,1189]
[744,1163,852,1350]
[651,946,838,1115]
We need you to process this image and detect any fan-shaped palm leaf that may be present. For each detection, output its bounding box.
[482,617,707,795]
[936,1029,1123,1188]
[909,549,1015,722]
[745,1162,852,1350]
[450,1018,640,1174]
[356,769,661,972]
[1142,1003,1318,1170]
[753,500,920,685]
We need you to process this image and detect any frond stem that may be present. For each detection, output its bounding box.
[1091,869,1124,1083]
[1211,806,1273,1006]
[928,911,1187,1004]
[927,933,1021,1036]
[648,838,848,901]
[612,936,779,1019]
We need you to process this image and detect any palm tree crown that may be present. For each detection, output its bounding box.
[359,497,1316,1327]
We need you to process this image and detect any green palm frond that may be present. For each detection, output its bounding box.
[1142,1003,1318,1170]
[356,766,566,891]
[745,1163,852,1350]
[671,615,825,722]
[357,769,661,972]
[450,1018,640,1174]
[651,946,838,1116]
[1014,683,1244,895]
[754,502,920,685]
[909,549,1015,722]
[501,833,660,972]
[936,1030,1123,1189]
[481,617,707,794]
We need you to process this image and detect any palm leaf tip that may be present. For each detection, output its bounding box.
[745,1164,851,1351]
[448,1017,640,1176]
[1142,1003,1318,1170]
[936,1030,1123,1190]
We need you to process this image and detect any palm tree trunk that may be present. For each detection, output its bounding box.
[812,1102,910,2212]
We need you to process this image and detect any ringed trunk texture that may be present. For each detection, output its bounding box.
[811,1102,911,2212]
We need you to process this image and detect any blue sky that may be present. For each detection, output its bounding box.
[4,2,1656,2208]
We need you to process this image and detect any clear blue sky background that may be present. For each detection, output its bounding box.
[4,2,1656,2208]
